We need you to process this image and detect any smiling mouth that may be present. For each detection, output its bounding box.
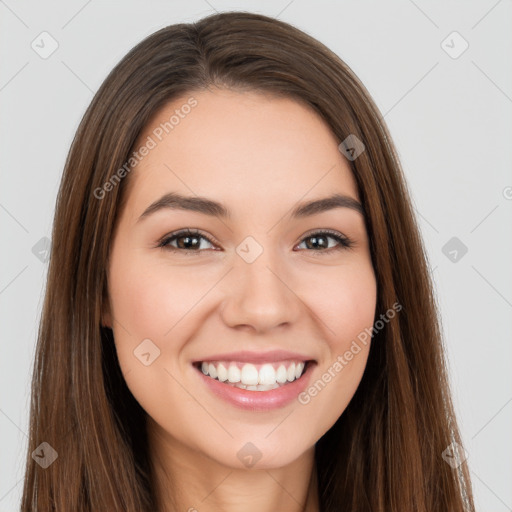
[193,360,312,391]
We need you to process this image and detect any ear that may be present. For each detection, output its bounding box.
[101,300,113,329]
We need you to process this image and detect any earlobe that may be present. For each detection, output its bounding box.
[101,307,112,329]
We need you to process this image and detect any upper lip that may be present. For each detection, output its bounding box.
[193,350,315,364]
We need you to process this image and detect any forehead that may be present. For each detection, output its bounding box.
[124,88,359,220]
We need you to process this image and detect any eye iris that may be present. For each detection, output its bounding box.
[306,235,328,250]
[177,234,200,249]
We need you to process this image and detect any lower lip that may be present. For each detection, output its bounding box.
[195,362,315,411]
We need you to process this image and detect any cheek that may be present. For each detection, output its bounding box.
[307,260,377,345]
[107,257,218,407]
[109,259,206,346]
[107,259,210,435]
[297,261,376,421]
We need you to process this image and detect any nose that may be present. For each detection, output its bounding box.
[219,247,303,334]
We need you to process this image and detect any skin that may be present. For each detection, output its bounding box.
[103,87,377,512]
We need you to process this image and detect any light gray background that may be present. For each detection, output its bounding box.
[1,1,511,510]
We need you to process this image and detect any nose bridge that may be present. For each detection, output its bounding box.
[220,236,301,331]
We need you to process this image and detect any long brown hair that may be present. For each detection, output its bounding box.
[22,11,474,511]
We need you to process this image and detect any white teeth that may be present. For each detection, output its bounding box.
[199,359,308,389]
[287,363,296,382]
[295,362,305,379]
[217,363,228,382]
[240,363,259,385]
[258,384,277,391]
[208,363,217,379]
[258,364,276,385]
[235,383,278,391]
[276,365,288,383]
[227,365,241,383]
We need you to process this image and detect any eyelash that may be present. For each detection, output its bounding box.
[157,228,354,255]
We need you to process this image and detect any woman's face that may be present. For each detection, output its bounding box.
[104,88,377,470]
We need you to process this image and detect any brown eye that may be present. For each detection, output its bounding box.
[296,230,354,253]
[157,228,354,255]
[158,229,216,252]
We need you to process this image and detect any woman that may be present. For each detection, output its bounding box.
[21,11,474,511]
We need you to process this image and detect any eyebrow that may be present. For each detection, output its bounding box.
[137,191,364,222]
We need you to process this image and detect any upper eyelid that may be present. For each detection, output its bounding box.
[161,228,216,244]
